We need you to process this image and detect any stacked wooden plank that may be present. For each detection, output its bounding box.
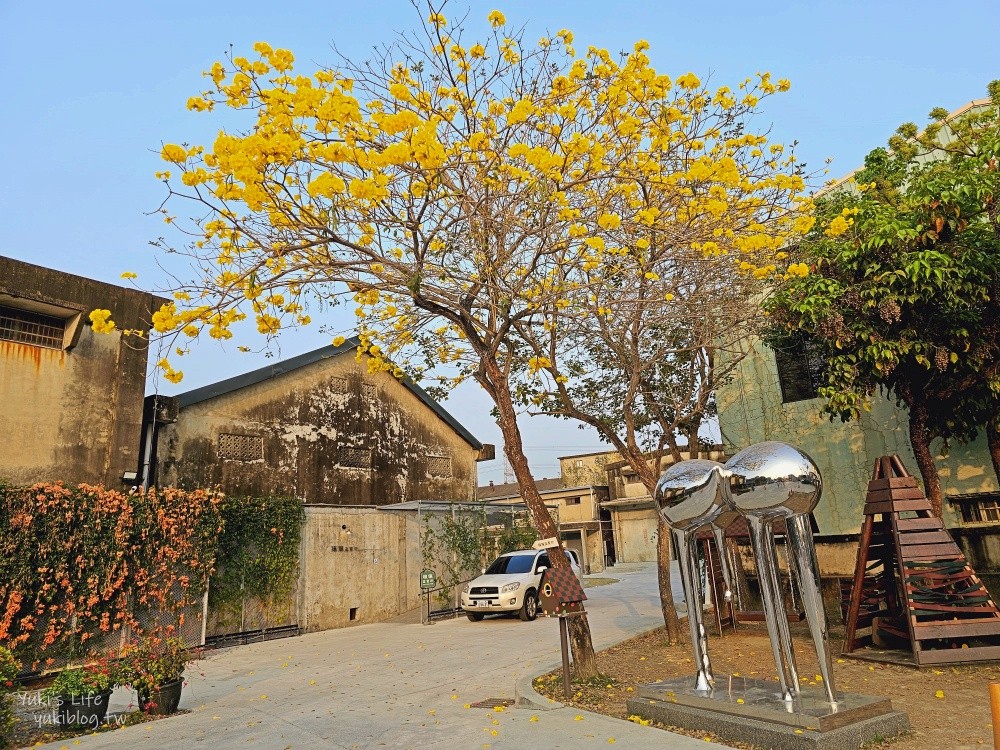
[843,455,1000,665]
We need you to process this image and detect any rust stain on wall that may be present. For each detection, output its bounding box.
[1,340,42,373]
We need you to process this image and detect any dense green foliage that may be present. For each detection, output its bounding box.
[766,81,1000,512]
[208,496,305,624]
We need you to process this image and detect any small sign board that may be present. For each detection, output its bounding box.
[532,537,560,550]
[419,569,436,590]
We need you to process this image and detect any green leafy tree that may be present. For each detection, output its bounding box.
[766,81,1000,515]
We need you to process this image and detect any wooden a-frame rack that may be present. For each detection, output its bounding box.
[843,455,1000,665]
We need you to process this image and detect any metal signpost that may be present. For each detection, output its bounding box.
[420,568,436,625]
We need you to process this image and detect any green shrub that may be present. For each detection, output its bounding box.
[0,647,20,748]
[41,659,119,700]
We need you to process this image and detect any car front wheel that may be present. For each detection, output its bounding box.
[519,589,538,621]
[466,611,484,622]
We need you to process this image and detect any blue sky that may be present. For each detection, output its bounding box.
[1,1,997,483]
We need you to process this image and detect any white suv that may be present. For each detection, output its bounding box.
[461,548,582,622]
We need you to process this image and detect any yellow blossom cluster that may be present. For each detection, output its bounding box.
[89,309,116,334]
[142,6,815,382]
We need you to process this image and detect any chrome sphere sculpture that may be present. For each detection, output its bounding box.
[655,441,837,704]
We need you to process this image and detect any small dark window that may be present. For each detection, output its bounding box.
[771,338,827,403]
[349,607,359,621]
[427,455,453,478]
[0,305,66,349]
[218,433,264,461]
[565,496,581,506]
[339,446,372,470]
[955,495,1000,524]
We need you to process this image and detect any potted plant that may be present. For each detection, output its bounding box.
[0,647,20,749]
[122,636,192,715]
[41,658,119,730]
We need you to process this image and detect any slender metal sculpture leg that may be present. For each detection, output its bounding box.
[786,513,837,705]
[763,522,800,693]
[688,529,715,685]
[673,528,713,692]
[749,516,795,701]
[710,525,733,602]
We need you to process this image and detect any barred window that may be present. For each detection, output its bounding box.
[340,447,372,469]
[427,455,453,478]
[0,305,66,349]
[771,337,827,404]
[362,383,377,402]
[218,433,264,462]
[329,377,347,392]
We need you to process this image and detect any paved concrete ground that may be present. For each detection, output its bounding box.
[38,562,711,750]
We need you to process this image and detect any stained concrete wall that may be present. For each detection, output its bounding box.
[297,506,424,631]
[157,352,478,505]
[716,337,992,537]
[612,507,660,563]
[0,256,163,487]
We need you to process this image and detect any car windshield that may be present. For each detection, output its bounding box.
[484,554,535,575]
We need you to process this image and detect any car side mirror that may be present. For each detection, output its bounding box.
[536,566,547,574]
[482,568,486,575]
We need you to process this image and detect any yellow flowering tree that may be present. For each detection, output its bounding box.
[134,2,813,661]
[504,83,814,641]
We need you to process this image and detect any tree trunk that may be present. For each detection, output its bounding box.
[988,420,1000,490]
[657,516,682,644]
[908,405,943,516]
[478,358,598,678]
[687,425,700,459]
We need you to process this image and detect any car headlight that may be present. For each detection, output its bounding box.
[501,582,520,593]
[463,582,471,594]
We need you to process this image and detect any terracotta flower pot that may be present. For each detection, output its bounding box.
[55,689,112,729]
[139,677,183,715]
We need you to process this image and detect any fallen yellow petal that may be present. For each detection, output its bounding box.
[935,690,945,699]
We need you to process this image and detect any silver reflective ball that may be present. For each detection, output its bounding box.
[655,459,727,529]
[723,441,821,516]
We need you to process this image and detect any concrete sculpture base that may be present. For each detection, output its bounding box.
[625,676,909,750]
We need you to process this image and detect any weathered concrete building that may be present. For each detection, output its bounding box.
[152,341,489,633]
[716,336,999,577]
[156,339,485,504]
[0,256,164,487]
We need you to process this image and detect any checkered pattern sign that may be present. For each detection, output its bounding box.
[539,567,587,616]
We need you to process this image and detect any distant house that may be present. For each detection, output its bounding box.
[0,255,164,487]
[600,448,728,563]
[154,338,488,505]
[479,480,611,573]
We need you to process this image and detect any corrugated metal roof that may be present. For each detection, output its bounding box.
[172,337,482,449]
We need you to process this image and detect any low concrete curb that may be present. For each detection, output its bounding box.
[514,665,565,711]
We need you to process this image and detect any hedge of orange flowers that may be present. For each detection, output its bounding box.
[0,483,223,666]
